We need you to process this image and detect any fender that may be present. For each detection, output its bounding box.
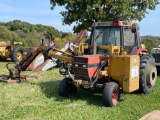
[134,48,148,55]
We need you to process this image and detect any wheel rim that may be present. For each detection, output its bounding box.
[146,65,157,87]
[16,51,23,61]
[112,89,118,105]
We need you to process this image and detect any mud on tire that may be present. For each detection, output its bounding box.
[140,54,157,93]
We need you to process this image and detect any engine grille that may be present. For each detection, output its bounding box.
[73,68,88,76]
[74,57,88,63]
[152,53,160,63]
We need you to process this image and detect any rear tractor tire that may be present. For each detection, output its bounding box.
[102,82,120,107]
[59,78,77,97]
[11,45,24,62]
[140,54,157,94]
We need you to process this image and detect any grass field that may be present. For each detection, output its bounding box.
[0,61,160,120]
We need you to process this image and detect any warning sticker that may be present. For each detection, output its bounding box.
[131,66,139,78]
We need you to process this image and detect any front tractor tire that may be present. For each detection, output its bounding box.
[140,54,157,94]
[59,78,77,97]
[102,82,120,107]
[11,45,24,62]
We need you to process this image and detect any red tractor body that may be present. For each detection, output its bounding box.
[73,55,108,79]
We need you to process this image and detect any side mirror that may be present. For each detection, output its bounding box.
[131,28,136,33]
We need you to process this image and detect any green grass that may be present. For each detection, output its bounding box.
[0,61,160,120]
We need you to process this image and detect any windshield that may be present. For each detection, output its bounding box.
[123,27,135,46]
[123,27,136,54]
[91,27,121,54]
[92,27,121,46]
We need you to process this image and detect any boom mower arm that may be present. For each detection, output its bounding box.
[7,43,73,80]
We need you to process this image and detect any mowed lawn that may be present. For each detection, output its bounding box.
[0,61,160,120]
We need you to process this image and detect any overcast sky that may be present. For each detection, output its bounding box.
[0,0,160,36]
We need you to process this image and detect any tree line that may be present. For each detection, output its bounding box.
[0,20,76,47]
[141,36,160,53]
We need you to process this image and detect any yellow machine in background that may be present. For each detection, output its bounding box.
[0,41,24,62]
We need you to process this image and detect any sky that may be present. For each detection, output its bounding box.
[0,0,160,36]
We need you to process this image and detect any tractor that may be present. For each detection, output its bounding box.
[0,40,24,62]
[58,20,157,107]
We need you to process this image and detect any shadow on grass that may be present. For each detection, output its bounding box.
[38,80,106,107]
[0,59,12,62]
[38,79,60,98]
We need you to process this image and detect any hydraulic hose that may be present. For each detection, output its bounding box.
[84,60,108,85]
[68,59,108,85]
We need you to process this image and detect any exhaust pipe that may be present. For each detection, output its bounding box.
[92,20,97,55]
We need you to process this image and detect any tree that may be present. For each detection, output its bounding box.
[0,26,12,41]
[50,0,159,33]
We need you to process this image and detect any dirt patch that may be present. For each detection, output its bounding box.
[139,110,160,120]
